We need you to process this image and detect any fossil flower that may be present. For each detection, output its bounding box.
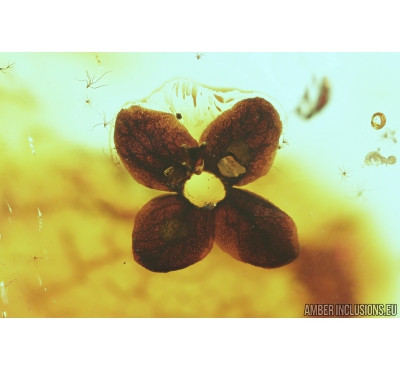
[114,97,300,272]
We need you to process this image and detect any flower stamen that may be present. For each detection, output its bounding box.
[217,156,246,178]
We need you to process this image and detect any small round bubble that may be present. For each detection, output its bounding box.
[371,112,386,130]
[386,155,397,165]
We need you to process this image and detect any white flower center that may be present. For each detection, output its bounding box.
[183,171,226,209]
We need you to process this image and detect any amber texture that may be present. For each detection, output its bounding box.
[2,54,398,318]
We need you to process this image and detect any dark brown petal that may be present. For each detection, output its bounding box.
[132,194,215,272]
[214,188,300,268]
[199,97,282,187]
[114,106,198,191]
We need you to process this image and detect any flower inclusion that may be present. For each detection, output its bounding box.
[114,97,300,272]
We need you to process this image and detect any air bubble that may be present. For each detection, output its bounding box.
[386,155,397,165]
[371,112,386,130]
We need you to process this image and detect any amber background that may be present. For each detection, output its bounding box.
[0,53,399,317]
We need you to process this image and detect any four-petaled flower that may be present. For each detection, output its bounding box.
[114,97,300,272]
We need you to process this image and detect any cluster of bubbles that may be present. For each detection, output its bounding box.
[364,112,397,167]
